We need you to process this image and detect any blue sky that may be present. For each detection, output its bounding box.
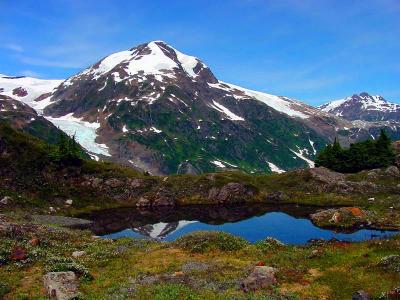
[1,0,399,105]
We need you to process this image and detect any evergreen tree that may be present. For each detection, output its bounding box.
[315,130,395,173]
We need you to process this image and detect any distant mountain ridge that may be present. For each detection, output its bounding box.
[319,92,400,122]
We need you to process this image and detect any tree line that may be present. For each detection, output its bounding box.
[315,130,395,173]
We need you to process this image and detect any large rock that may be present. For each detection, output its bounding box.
[43,272,79,300]
[241,266,277,292]
[309,167,345,184]
[384,166,400,177]
[208,183,255,204]
[310,207,369,228]
[136,187,176,207]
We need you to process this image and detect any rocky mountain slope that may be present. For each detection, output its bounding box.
[39,41,390,175]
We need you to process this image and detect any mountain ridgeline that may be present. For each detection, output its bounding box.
[1,42,400,175]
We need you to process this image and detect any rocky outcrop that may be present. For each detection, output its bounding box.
[241,266,277,292]
[309,167,345,184]
[265,191,287,202]
[136,187,176,207]
[310,207,370,229]
[208,183,256,204]
[43,272,79,300]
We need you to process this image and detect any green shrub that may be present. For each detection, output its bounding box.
[45,257,93,280]
[255,237,285,253]
[0,282,10,298]
[174,231,248,253]
[315,130,395,173]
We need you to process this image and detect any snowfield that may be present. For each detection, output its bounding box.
[0,76,62,110]
[45,113,111,157]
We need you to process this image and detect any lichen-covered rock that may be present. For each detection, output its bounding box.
[136,197,151,207]
[379,255,400,273]
[241,266,277,292]
[104,178,124,188]
[309,167,345,184]
[208,183,256,204]
[384,166,400,177]
[310,207,369,228]
[265,191,286,202]
[43,271,79,300]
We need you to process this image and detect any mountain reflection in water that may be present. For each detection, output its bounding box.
[80,204,398,244]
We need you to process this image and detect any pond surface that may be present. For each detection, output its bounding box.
[81,204,399,244]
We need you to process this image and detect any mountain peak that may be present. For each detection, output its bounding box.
[63,40,216,86]
[319,92,400,122]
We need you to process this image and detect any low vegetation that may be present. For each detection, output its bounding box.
[0,217,399,299]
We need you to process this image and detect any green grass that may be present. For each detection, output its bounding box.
[0,216,399,299]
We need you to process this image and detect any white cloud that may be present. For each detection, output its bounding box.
[19,70,41,78]
[3,43,23,52]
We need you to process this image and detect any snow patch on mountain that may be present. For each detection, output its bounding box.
[267,162,285,173]
[209,100,245,121]
[290,148,315,168]
[45,113,111,156]
[214,82,309,119]
[0,76,62,109]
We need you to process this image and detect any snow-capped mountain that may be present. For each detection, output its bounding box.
[3,42,399,174]
[319,92,400,122]
[42,41,352,174]
[0,75,63,113]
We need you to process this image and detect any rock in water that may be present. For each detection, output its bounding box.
[241,266,277,292]
[43,272,79,300]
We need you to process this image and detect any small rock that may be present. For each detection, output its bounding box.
[72,251,86,258]
[384,166,400,177]
[265,191,286,202]
[330,211,342,223]
[0,196,12,206]
[136,197,151,207]
[104,178,124,188]
[43,271,79,300]
[379,255,400,272]
[29,237,40,247]
[172,271,184,277]
[49,207,56,213]
[309,249,321,258]
[65,199,73,206]
[10,246,27,261]
[352,290,371,300]
[241,266,277,292]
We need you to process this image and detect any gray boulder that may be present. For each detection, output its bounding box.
[241,266,277,292]
[43,272,79,300]
[309,167,345,184]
